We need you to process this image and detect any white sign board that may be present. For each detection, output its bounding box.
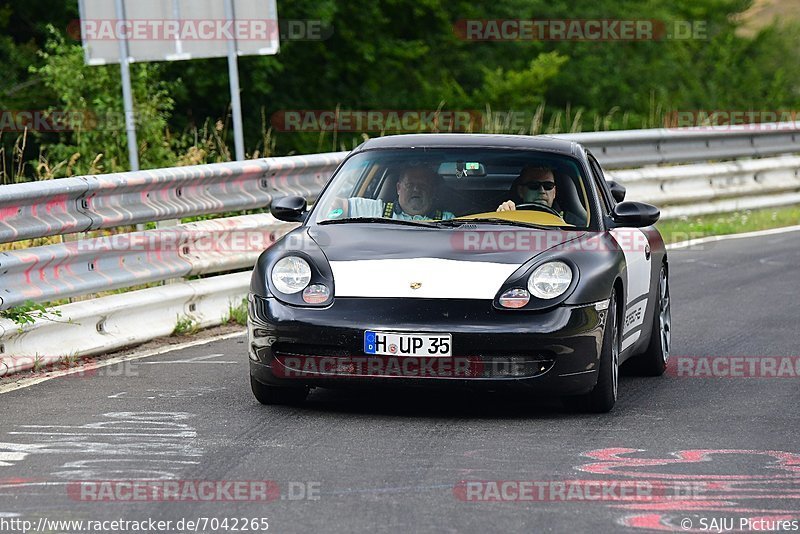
[78,0,280,64]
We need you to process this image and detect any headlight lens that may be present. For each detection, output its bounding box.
[271,256,312,294]
[527,261,573,300]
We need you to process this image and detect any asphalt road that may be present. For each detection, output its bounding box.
[1,229,799,534]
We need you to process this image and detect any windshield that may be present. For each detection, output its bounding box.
[311,148,592,228]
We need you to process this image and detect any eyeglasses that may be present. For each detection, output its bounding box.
[520,181,556,191]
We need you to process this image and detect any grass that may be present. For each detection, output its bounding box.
[172,315,199,336]
[656,205,800,244]
[224,298,248,327]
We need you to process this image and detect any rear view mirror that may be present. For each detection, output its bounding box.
[438,161,487,177]
[610,201,659,228]
[271,195,308,223]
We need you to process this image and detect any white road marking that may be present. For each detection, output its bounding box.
[8,432,196,438]
[137,361,236,365]
[108,392,127,398]
[1,412,202,483]
[0,451,28,466]
[136,354,232,365]
[0,443,43,468]
[0,453,28,461]
[0,443,46,452]
[14,422,194,433]
[666,224,800,250]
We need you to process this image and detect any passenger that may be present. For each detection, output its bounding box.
[333,166,455,220]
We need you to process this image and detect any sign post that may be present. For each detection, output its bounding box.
[224,0,246,161]
[113,0,139,171]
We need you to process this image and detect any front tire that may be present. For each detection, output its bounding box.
[250,376,309,405]
[563,289,620,413]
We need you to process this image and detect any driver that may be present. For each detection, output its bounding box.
[496,166,580,225]
[497,166,557,212]
[336,166,455,221]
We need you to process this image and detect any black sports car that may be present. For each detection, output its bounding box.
[247,134,671,412]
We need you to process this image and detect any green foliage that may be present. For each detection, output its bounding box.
[477,52,569,110]
[173,315,198,336]
[1,300,63,330]
[30,27,177,176]
[224,299,249,327]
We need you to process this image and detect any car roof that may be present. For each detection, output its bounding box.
[353,133,581,156]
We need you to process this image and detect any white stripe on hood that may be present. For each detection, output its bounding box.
[330,258,521,299]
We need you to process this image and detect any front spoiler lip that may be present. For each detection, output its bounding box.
[249,359,599,395]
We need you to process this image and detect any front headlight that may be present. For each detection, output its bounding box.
[527,261,573,300]
[271,256,312,294]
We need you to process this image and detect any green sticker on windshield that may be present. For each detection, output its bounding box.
[466,162,480,170]
[328,208,344,218]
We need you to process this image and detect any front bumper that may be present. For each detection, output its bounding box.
[247,294,607,395]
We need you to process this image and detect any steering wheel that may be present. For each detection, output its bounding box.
[514,202,563,218]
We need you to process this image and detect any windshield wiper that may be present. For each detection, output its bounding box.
[318,217,440,228]
[437,218,553,230]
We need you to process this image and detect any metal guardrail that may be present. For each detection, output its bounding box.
[0,214,297,310]
[558,122,800,168]
[609,155,800,213]
[0,152,346,244]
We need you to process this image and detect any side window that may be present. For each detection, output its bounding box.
[588,155,613,214]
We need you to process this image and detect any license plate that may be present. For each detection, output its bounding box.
[364,331,452,357]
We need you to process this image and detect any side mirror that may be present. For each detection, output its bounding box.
[271,195,308,223]
[607,180,626,202]
[610,201,660,228]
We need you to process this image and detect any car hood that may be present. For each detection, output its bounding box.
[307,224,585,299]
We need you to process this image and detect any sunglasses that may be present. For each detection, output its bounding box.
[520,181,556,191]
